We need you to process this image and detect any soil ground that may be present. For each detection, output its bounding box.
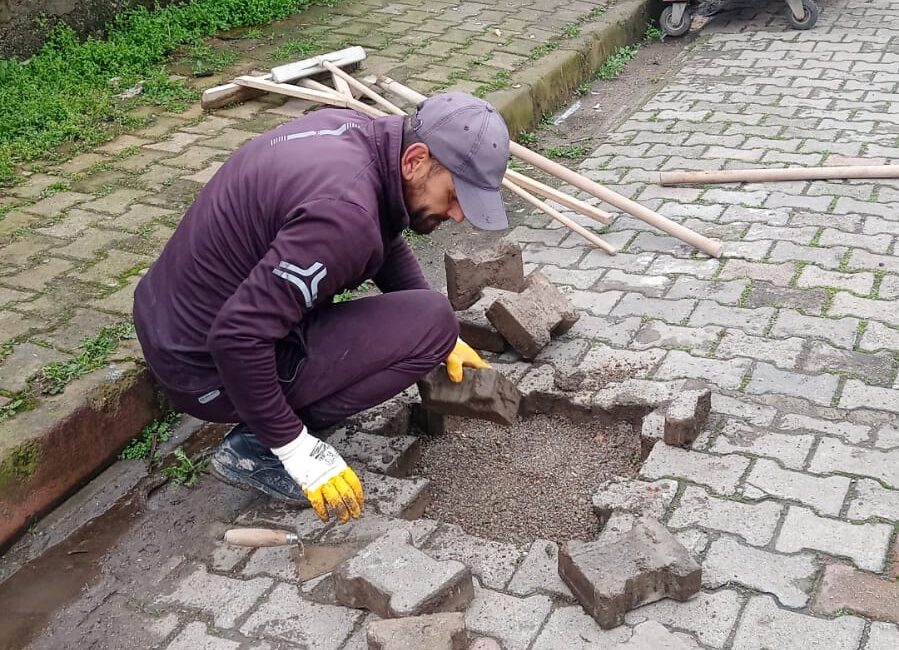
[417,414,642,545]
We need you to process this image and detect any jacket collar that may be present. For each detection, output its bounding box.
[371,115,411,237]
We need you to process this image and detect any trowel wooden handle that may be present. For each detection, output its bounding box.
[224,528,299,547]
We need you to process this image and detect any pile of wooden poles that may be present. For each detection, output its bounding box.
[205,48,723,258]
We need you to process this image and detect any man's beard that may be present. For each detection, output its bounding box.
[408,209,447,235]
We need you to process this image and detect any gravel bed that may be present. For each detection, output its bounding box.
[416,414,642,545]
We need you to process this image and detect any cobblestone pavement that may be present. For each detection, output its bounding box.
[7,0,899,648]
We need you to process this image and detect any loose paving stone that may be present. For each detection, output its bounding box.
[663,389,711,448]
[668,486,783,547]
[327,428,420,478]
[333,529,473,618]
[624,589,744,649]
[864,623,899,650]
[702,536,817,608]
[712,421,814,470]
[486,272,579,359]
[846,479,899,522]
[456,289,509,353]
[641,445,748,496]
[156,564,272,629]
[810,437,899,487]
[506,539,572,599]
[240,582,361,650]
[745,458,850,516]
[422,524,522,591]
[445,240,525,310]
[464,581,552,650]
[812,563,899,623]
[417,367,520,426]
[776,506,893,572]
[165,622,239,650]
[559,517,701,629]
[745,362,839,406]
[366,612,467,650]
[732,595,864,650]
[591,478,678,528]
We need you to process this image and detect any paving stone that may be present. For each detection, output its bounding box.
[770,309,859,348]
[417,367,520,426]
[618,621,698,650]
[591,478,678,528]
[564,289,622,317]
[719,259,795,287]
[848,249,899,275]
[209,542,251,572]
[19,191,92,218]
[864,622,899,650]
[802,341,896,387]
[81,189,150,215]
[732,595,864,650]
[744,223,817,244]
[560,517,701,630]
[34,208,103,238]
[360,471,430,520]
[689,301,774,336]
[164,622,239,650]
[810,437,899,487]
[813,562,899,623]
[366,612,467,650]
[240,582,360,649]
[592,378,683,414]
[654,350,751,391]
[0,311,44,343]
[668,486,782,547]
[641,445,748,496]
[535,337,590,369]
[422,524,522,591]
[445,240,525,310]
[567,313,642,347]
[846,478,899,522]
[624,589,744,649]
[839,379,899,415]
[600,268,671,297]
[326,428,420,478]
[665,276,748,304]
[714,329,803,369]
[745,362,840,406]
[874,424,899,450]
[577,346,664,380]
[712,394,777,427]
[702,536,817,608]
[157,564,272,629]
[797,266,875,295]
[745,458,850,517]
[506,539,572,598]
[776,506,892,572]
[713,420,815,469]
[318,515,438,548]
[456,291,508,354]
[610,293,696,324]
[630,322,721,354]
[333,529,473,618]
[2,257,75,291]
[240,545,300,583]
[744,282,828,314]
[54,229,123,260]
[0,342,70,393]
[831,292,899,327]
[464,582,552,650]
[486,272,578,359]
[531,606,633,650]
[90,275,141,315]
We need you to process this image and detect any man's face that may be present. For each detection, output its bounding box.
[401,144,465,235]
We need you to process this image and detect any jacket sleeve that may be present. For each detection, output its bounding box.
[372,234,430,293]
[207,200,378,448]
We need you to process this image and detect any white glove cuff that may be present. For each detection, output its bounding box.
[271,427,346,491]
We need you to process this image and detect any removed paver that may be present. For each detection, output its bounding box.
[445,240,525,311]
[417,367,521,426]
[663,389,711,447]
[366,612,468,650]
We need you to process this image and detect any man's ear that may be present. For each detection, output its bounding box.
[401,142,431,181]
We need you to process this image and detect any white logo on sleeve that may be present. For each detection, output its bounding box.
[273,261,328,309]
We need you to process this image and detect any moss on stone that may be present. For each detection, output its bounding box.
[0,440,42,494]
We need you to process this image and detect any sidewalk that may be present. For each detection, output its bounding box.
[0,0,657,547]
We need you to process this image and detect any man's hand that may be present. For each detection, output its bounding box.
[445,338,491,383]
[271,428,364,523]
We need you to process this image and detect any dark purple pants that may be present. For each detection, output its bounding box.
[164,289,458,432]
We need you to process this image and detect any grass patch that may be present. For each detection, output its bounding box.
[162,448,209,486]
[644,22,664,40]
[517,131,538,146]
[36,321,136,395]
[269,37,320,61]
[545,145,589,160]
[0,0,319,185]
[597,45,640,80]
[182,42,239,76]
[119,411,180,461]
[474,70,511,98]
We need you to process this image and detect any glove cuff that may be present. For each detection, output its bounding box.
[271,428,346,490]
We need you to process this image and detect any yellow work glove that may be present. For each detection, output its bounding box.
[271,428,364,523]
[445,337,491,383]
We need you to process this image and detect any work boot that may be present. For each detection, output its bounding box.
[210,424,310,507]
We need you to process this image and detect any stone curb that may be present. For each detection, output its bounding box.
[482,0,662,136]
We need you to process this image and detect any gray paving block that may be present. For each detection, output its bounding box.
[486,272,579,359]
[456,289,510,353]
[417,367,521,426]
[328,428,421,477]
[362,471,431,520]
[366,612,468,650]
[664,389,711,447]
[445,240,525,310]
[592,478,678,528]
[333,529,474,618]
[559,517,701,629]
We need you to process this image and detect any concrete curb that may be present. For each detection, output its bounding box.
[484,0,662,136]
[0,363,161,550]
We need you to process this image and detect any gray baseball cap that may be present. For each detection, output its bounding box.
[411,92,510,230]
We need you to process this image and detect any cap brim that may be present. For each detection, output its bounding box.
[453,175,509,231]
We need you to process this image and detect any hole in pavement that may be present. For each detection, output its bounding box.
[414,412,645,545]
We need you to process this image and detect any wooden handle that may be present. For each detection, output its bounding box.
[323,62,406,116]
[502,179,616,254]
[224,528,298,547]
[660,165,899,186]
[504,168,612,224]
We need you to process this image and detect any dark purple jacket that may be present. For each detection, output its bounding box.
[133,109,428,447]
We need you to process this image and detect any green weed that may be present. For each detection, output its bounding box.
[270,37,320,61]
[332,289,353,303]
[474,70,511,98]
[597,45,640,80]
[562,23,581,38]
[545,145,588,160]
[119,411,180,461]
[575,81,592,96]
[517,131,538,146]
[36,321,136,395]
[644,22,664,40]
[184,43,238,76]
[162,448,209,486]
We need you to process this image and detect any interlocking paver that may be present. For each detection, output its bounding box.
[654,350,751,391]
[745,362,840,406]
[640,445,749,496]
[732,595,864,650]
[465,583,551,650]
[624,589,744,649]
[777,413,870,445]
[744,458,850,517]
[668,486,782,547]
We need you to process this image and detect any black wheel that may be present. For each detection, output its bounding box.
[660,5,693,38]
[787,0,818,29]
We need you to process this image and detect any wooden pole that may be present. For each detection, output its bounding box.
[504,168,612,224]
[502,179,616,254]
[375,76,722,258]
[323,61,407,116]
[660,165,899,186]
